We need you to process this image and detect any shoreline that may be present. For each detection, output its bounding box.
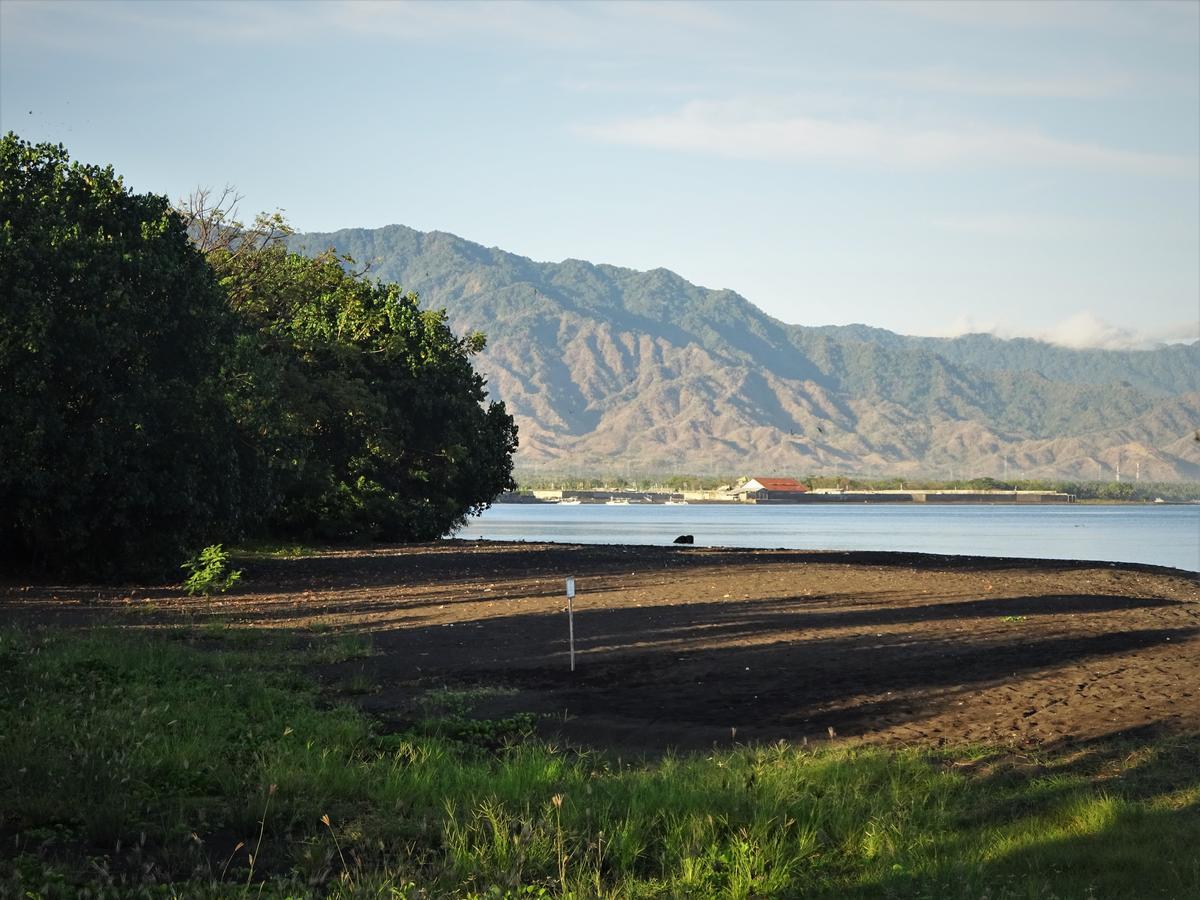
[5,539,1198,753]
[443,538,1200,578]
[5,535,1195,594]
[458,503,1200,573]
[508,489,1080,505]
[502,496,1199,506]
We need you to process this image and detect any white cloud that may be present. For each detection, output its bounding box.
[592,0,736,33]
[881,67,1135,99]
[325,0,594,46]
[561,76,708,96]
[930,311,1199,350]
[891,0,1199,41]
[5,0,741,54]
[580,100,1197,176]
[927,213,1110,239]
[1037,313,1195,350]
[893,0,1118,29]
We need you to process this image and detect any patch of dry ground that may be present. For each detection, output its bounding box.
[4,541,1198,753]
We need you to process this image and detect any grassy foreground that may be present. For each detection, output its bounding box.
[1,627,1197,899]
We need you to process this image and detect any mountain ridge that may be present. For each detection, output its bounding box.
[287,225,1200,480]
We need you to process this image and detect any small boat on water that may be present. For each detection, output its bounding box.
[605,497,631,505]
[664,499,689,505]
[557,497,582,505]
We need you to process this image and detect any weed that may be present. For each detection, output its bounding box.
[413,684,537,748]
[311,632,374,664]
[551,793,567,893]
[233,540,318,559]
[200,620,231,638]
[340,671,379,695]
[181,544,242,595]
[419,684,518,718]
[321,813,352,889]
[246,783,276,888]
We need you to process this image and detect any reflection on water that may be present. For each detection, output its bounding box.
[455,503,1200,572]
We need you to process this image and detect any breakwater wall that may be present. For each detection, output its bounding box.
[510,489,1076,504]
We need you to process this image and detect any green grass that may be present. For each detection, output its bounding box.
[310,632,374,664]
[230,539,325,559]
[338,670,380,696]
[419,684,521,717]
[1,626,1197,898]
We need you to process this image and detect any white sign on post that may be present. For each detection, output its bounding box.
[566,577,576,672]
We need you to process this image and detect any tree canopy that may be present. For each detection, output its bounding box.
[205,226,518,542]
[1,135,517,576]
[1,134,242,575]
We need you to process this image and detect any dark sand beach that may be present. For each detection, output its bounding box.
[5,540,1198,753]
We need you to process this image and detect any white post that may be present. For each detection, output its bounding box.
[566,577,576,672]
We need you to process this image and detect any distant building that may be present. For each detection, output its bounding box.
[729,477,810,502]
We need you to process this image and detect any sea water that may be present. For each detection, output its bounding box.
[455,503,1200,572]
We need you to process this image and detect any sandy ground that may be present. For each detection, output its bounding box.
[3,541,1198,753]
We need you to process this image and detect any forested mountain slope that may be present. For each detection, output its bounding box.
[289,226,1200,479]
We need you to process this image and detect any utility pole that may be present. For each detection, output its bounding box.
[1136,461,1140,482]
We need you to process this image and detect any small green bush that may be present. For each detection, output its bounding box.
[181,544,242,595]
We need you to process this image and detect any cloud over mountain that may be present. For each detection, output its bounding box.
[931,311,1199,351]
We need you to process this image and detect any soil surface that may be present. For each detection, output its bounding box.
[4,541,1198,753]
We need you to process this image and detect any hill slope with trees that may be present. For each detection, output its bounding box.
[289,225,1199,480]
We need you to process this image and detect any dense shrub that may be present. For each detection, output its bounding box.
[0,134,241,575]
[209,239,518,542]
[0,135,517,576]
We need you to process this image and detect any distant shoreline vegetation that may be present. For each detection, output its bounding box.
[514,474,1200,503]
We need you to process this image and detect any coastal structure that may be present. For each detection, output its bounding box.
[516,484,1074,504]
[809,488,1075,503]
[728,477,811,502]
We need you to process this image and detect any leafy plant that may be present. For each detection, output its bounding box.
[193,192,519,545]
[181,544,242,595]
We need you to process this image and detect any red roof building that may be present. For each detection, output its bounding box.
[730,477,810,500]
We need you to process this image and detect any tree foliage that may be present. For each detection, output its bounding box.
[1,134,241,575]
[1,138,517,576]
[202,220,518,542]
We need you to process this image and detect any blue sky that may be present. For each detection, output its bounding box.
[2,0,1197,347]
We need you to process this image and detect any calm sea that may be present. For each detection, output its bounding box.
[455,503,1200,572]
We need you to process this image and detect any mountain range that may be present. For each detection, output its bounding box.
[287,225,1200,481]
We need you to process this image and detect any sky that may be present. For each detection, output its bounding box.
[2,0,1198,347]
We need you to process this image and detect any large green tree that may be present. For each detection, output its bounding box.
[1,136,517,577]
[0,135,241,575]
[191,204,518,542]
